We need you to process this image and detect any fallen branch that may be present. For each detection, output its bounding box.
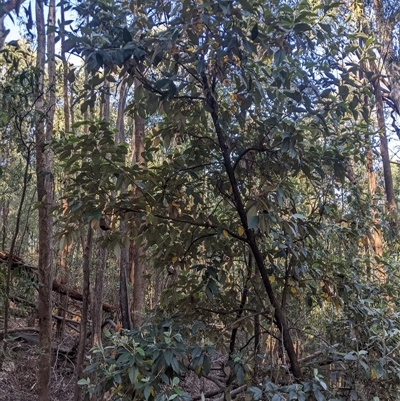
[52,315,81,333]
[0,252,116,313]
[52,279,116,313]
[0,251,37,271]
[192,388,223,400]
[187,364,225,388]
[299,343,339,364]
[0,327,39,341]
[10,296,36,309]
[102,318,117,328]
[215,385,247,401]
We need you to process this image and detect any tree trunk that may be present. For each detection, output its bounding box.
[16,190,36,255]
[73,225,93,401]
[1,147,31,363]
[35,0,53,398]
[116,80,133,329]
[204,75,302,379]
[130,78,147,327]
[91,82,111,346]
[373,79,397,219]
[60,0,70,134]
[46,0,56,138]
[91,240,107,346]
[1,200,9,251]
[57,0,70,338]
[229,253,251,356]
[367,0,399,227]
[365,137,383,278]
[371,0,400,118]
[56,200,72,339]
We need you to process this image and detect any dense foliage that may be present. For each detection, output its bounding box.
[1,0,400,400]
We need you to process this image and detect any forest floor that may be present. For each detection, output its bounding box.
[0,317,76,401]
[0,343,76,401]
[0,317,227,401]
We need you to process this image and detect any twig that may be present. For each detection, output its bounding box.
[215,385,247,401]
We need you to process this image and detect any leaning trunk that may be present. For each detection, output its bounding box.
[203,74,302,379]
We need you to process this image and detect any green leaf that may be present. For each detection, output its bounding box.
[248,215,259,230]
[344,352,357,361]
[196,59,206,74]
[203,355,211,375]
[171,356,180,374]
[160,373,170,385]
[128,367,139,384]
[164,348,173,366]
[274,49,286,66]
[320,89,332,98]
[248,387,262,401]
[339,85,349,100]
[313,389,325,401]
[123,27,132,43]
[80,101,88,114]
[251,23,258,40]
[293,23,312,33]
[319,23,331,34]
[66,69,76,83]
[144,384,151,400]
[236,365,244,384]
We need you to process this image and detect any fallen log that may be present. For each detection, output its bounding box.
[52,315,81,333]
[0,327,39,341]
[0,251,116,314]
[8,331,78,357]
[52,279,116,313]
[0,251,37,271]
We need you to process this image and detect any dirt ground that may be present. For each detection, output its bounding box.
[0,339,76,401]
[0,318,233,401]
[0,340,231,401]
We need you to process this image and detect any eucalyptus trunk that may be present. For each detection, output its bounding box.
[56,0,72,340]
[130,79,146,327]
[1,200,9,251]
[2,147,31,362]
[73,225,93,401]
[373,77,397,220]
[35,0,53,398]
[60,0,70,134]
[91,82,111,346]
[115,80,132,329]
